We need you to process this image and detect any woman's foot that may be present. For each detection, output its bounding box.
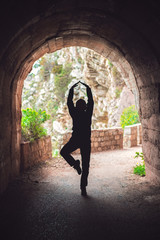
[73,160,82,175]
[81,186,87,196]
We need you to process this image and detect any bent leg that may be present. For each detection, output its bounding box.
[60,138,79,166]
[80,141,91,189]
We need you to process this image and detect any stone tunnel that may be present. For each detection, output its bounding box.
[0,0,160,194]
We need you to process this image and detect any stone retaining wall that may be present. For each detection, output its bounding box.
[62,124,142,153]
[91,128,123,152]
[123,123,142,148]
[63,128,123,153]
[20,136,52,171]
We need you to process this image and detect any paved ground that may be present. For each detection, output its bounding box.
[1,146,160,240]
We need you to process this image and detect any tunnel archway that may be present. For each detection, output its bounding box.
[1,7,160,193]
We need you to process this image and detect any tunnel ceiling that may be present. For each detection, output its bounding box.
[0,0,160,63]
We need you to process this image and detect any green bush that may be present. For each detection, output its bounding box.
[133,152,145,176]
[120,105,140,129]
[21,108,50,142]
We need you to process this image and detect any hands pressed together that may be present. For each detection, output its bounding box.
[71,81,90,90]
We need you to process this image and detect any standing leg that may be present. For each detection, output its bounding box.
[80,141,91,195]
[60,137,81,174]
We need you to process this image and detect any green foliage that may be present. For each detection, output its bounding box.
[54,62,73,102]
[52,149,59,157]
[115,88,122,99]
[77,56,84,64]
[133,152,145,176]
[21,108,50,142]
[112,66,119,78]
[52,64,63,74]
[33,63,40,69]
[38,55,55,81]
[107,60,113,68]
[134,151,144,160]
[47,101,59,119]
[120,105,140,129]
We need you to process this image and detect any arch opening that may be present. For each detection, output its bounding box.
[15,36,139,173]
[21,46,139,157]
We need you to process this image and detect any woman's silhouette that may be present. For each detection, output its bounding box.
[60,81,94,196]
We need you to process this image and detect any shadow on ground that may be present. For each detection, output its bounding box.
[1,146,160,240]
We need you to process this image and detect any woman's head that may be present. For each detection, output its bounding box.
[76,99,87,111]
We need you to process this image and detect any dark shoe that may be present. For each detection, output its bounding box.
[81,187,87,196]
[73,160,81,175]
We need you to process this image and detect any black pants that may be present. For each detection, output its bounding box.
[60,136,91,189]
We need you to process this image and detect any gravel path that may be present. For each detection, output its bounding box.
[1,146,160,240]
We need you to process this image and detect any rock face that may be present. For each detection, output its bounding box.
[53,47,135,130]
[22,47,135,148]
[112,86,135,127]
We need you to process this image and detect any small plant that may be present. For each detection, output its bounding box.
[21,108,50,142]
[115,88,122,99]
[107,59,113,68]
[77,56,83,64]
[52,149,59,157]
[133,152,145,176]
[120,105,140,129]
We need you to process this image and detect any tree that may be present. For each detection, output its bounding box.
[120,105,140,129]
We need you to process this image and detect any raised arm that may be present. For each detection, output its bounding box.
[67,82,79,116]
[80,81,94,116]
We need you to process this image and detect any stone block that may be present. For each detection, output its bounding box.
[142,128,149,142]
[110,135,114,140]
[98,147,102,152]
[106,141,111,146]
[115,135,120,140]
[113,130,118,135]
[91,137,94,142]
[148,114,160,131]
[100,131,104,137]
[111,140,116,145]
[105,131,109,136]
[108,131,112,136]
[148,129,160,146]
[94,142,99,147]
[141,99,159,119]
[101,142,106,147]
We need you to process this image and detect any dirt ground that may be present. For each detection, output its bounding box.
[1,146,160,240]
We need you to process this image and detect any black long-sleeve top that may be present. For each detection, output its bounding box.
[67,86,94,140]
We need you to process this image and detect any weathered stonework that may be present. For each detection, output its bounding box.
[142,114,160,184]
[20,136,52,171]
[137,123,142,145]
[63,124,142,154]
[123,123,142,148]
[63,128,123,153]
